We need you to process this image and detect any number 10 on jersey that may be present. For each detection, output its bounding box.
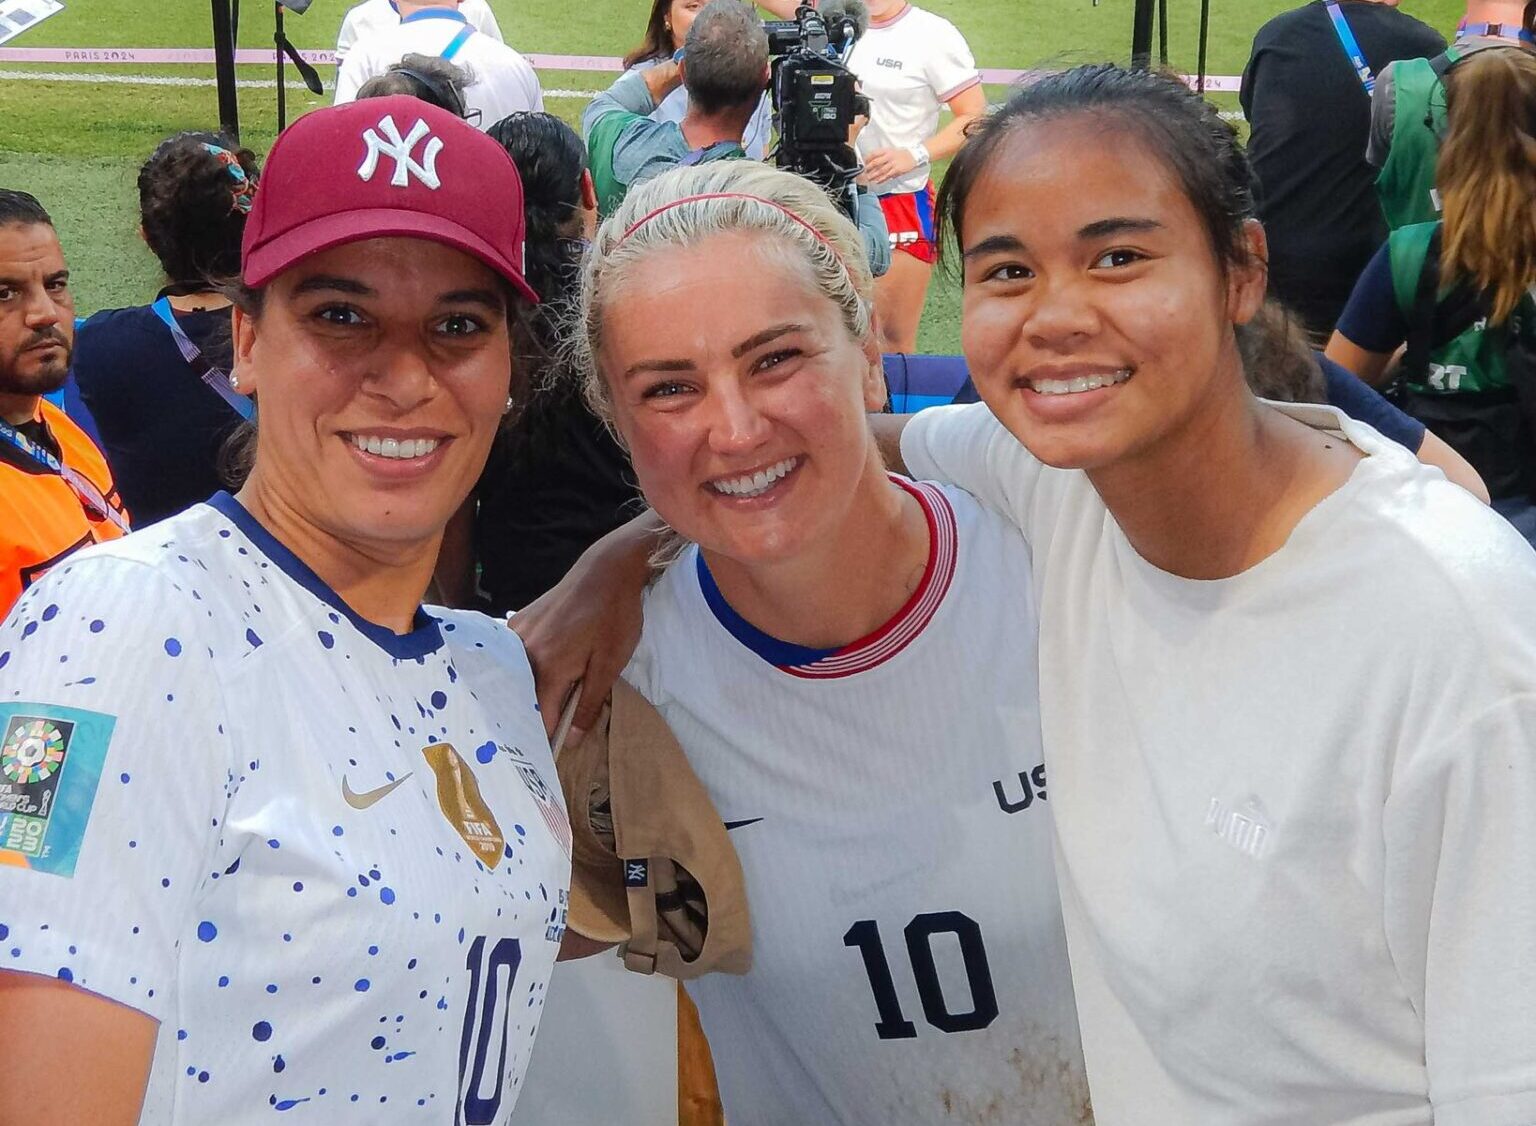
[844,911,999,1039]
[457,935,523,1125]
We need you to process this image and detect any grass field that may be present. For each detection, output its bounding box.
[0,0,1465,351]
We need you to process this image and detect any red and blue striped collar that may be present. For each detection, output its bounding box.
[695,476,958,679]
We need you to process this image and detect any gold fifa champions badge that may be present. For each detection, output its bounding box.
[421,743,505,868]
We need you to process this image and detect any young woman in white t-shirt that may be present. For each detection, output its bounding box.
[886,63,1536,1124]
[519,64,1536,1126]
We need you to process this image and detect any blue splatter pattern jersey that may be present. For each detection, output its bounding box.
[0,492,571,1122]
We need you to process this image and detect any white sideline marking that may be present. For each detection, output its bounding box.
[0,68,591,98]
[0,69,1249,120]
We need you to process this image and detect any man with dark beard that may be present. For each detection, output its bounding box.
[0,190,128,614]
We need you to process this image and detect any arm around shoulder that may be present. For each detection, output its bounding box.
[899,402,1045,525]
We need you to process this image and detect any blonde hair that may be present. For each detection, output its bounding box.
[1439,47,1536,325]
[572,161,876,431]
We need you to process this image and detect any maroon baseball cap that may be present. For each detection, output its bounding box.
[242,96,538,303]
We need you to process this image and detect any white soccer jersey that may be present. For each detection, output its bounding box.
[0,494,571,1123]
[334,10,544,128]
[903,402,1536,1125]
[625,478,1090,1126]
[335,0,503,61]
[846,4,980,195]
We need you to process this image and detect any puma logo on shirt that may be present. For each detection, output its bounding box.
[1205,796,1272,859]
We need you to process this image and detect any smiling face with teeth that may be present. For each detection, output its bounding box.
[957,117,1267,476]
[231,237,514,564]
[597,232,890,567]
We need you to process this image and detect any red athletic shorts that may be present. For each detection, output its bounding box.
[878,182,938,265]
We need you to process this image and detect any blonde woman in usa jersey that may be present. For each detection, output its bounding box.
[541,161,1091,1125]
[0,99,570,1124]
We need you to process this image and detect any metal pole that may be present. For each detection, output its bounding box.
[1157,0,1169,66]
[275,2,287,132]
[1197,0,1211,92]
[210,0,240,140]
[1130,0,1155,70]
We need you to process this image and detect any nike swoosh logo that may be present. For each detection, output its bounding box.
[723,818,763,831]
[342,772,414,810]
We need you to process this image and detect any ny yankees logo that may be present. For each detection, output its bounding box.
[624,860,649,887]
[357,114,443,190]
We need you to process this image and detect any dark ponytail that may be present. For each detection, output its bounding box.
[937,63,1257,276]
[138,132,260,289]
[486,111,587,337]
[484,112,592,457]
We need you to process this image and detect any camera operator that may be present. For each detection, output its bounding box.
[584,0,890,275]
[846,0,984,353]
[584,0,767,213]
[623,0,773,159]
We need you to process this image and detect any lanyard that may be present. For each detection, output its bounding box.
[1456,21,1536,45]
[440,24,474,60]
[1325,1,1375,92]
[0,415,130,532]
[400,7,467,24]
[393,8,472,59]
[149,298,254,421]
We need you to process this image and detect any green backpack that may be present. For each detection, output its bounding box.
[1387,222,1536,499]
[1374,48,1460,232]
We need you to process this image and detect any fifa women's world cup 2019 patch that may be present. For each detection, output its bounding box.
[0,703,115,877]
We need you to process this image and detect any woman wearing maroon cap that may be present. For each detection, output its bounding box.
[0,97,571,1125]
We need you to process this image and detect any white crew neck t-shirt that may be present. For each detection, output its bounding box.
[623,478,1091,1126]
[334,10,544,128]
[846,4,980,196]
[0,494,571,1123]
[335,0,503,62]
[902,401,1536,1126]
